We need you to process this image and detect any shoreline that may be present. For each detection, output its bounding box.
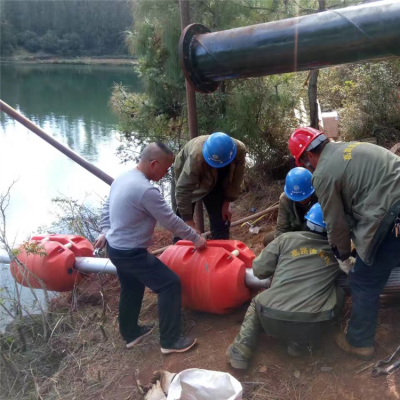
[0,56,137,66]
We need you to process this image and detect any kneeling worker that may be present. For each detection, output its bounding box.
[227,203,342,369]
[263,167,318,246]
[174,132,246,240]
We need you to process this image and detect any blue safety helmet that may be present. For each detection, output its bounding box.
[284,167,315,202]
[304,203,326,232]
[202,132,237,168]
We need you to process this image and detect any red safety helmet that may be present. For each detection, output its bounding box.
[288,127,325,165]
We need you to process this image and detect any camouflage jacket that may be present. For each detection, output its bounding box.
[174,135,246,221]
[313,141,400,265]
[275,192,318,238]
[253,231,340,322]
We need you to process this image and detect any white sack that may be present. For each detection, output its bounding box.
[167,368,242,400]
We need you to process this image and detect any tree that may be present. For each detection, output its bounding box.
[111,0,304,185]
[1,0,133,56]
[41,30,60,54]
[0,20,16,55]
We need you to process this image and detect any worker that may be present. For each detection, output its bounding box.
[288,127,400,360]
[263,167,318,246]
[227,203,343,369]
[173,132,246,240]
[94,142,206,354]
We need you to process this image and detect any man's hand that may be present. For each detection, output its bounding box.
[186,220,200,235]
[222,201,232,223]
[338,257,356,274]
[194,236,207,250]
[94,233,106,250]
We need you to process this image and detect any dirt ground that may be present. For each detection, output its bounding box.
[28,191,398,400]
[47,222,399,400]
[68,285,400,400]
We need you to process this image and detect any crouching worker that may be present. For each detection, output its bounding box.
[263,167,318,246]
[227,203,343,369]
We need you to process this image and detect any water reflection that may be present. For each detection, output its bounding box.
[0,63,141,240]
[0,63,141,329]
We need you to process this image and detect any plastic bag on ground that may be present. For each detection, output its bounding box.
[167,368,242,400]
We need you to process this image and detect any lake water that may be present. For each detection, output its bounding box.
[0,63,141,328]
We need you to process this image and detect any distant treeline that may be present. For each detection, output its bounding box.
[0,0,133,56]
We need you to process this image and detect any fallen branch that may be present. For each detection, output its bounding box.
[152,203,279,256]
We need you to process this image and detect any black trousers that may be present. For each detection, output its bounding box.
[347,227,400,347]
[108,245,181,348]
[174,184,229,241]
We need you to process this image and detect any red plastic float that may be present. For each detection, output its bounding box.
[174,239,255,268]
[159,240,254,314]
[31,234,94,257]
[11,234,94,292]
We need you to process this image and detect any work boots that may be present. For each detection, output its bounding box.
[334,332,374,360]
[226,344,252,370]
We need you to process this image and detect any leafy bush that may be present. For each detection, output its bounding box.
[17,30,34,45]
[59,32,83,55]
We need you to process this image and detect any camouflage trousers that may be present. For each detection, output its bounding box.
[232,288,346,361]
[231,297,261,361]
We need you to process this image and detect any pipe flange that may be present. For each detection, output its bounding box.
[179,23,220,94]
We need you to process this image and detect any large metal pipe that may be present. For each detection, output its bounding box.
[179,1,400,93]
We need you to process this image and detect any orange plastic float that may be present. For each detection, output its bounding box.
[11,235,94,292]
[31,234,94,257]
[175,239,255,268]
[159,240,254,314]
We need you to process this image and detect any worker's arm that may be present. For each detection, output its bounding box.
[175,156,200,221]
[95,197,111,249]
[142,187,202,245]
[275,193,291,238]
[313,173,351,261]
[252,237,280,279]
[224,142,246,202]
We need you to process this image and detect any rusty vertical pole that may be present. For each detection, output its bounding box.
[179,0,205,233]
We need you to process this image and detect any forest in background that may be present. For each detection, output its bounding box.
[0,0,132,56]
[111,0,400,188]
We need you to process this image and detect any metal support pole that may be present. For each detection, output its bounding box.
[179,0,205,233]
[0,100,114,186]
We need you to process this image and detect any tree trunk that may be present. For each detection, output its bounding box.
[170,166,177,212]
[308,69,319,128]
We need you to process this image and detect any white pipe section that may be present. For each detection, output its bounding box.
[244,269,271,289]
[0,250,10,264]
[0,251,271,289]
[74,257,117,275]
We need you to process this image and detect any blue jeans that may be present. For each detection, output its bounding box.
[347,228,400,347]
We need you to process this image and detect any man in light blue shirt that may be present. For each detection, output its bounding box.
[95,142,206,354]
